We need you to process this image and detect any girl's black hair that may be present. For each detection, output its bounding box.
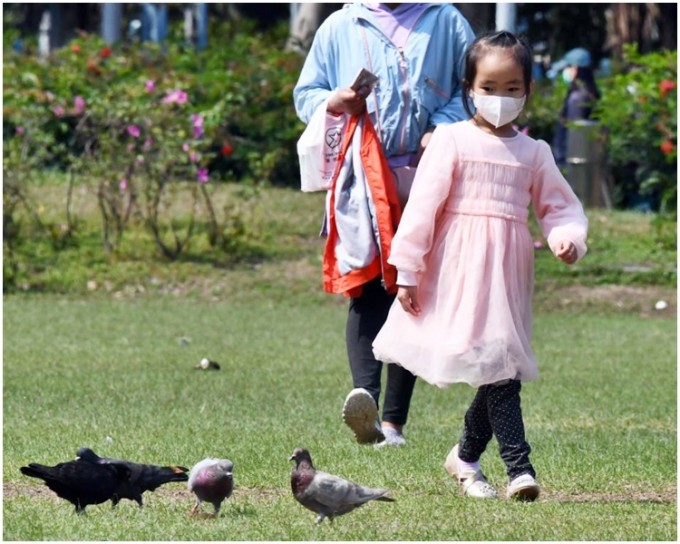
[461,30,534,119]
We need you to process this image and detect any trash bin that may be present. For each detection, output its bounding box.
[565,120,608,208]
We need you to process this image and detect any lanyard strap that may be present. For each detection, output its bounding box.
[359,21,382,142]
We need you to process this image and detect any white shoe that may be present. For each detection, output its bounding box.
[342,388,384,444]
[444,444,498,499]
[374,426,406,448]
[506,474,540,501]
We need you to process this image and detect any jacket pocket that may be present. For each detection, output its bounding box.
[424,76,451,101]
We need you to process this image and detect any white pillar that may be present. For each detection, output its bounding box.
[495,3,517,33]
[102,3,123,45]
[38,10,51,58]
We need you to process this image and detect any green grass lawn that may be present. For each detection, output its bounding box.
[3,295,676,540]
[4,180,677,539]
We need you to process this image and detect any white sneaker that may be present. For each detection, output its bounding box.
[443,444,498,499]
[342,388,384,444]
[374,425,406,448]
[506,474,540,501]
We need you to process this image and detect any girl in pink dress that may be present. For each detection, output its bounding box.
[372,31,588,501]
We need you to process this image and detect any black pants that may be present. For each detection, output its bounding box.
[458,379,535,480]
[346,277,417,426]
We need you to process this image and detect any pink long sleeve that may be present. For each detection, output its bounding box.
[531,140,589,260]
[388,126,458,279]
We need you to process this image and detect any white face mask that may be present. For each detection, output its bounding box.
[471,92,526,128]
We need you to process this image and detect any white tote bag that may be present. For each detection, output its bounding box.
[297,102,348,192]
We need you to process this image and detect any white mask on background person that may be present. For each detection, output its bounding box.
[471,92,526,128]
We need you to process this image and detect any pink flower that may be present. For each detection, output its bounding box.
[144,137,153,149]
[126,144,135,153]
[533,240,544,249]
[182,142,190,153]
[145,80,155,92]
[196,168,209,183]
[53,106,65,117]
[74,96,86,114]
[189,152,198,162]
[162,89,189,105]
[119,178,128,191]
[15,126,25,135]
[127,125,141,138]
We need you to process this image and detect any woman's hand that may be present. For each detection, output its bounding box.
[327,87,367,116]
[416,126,435,165]
[397,285,421,316]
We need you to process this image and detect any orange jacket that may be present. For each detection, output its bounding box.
[323,112,402,297]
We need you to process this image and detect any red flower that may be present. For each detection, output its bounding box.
[659,79,675,98]
[100,47,113,58]
[660,140,675,155]
[221,144,234,156]
[71,44,81,53]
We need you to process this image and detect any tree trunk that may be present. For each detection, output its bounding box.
[286,3,341,55]
[606,3,677,60]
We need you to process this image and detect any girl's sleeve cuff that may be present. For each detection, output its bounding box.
[396,269,418,286]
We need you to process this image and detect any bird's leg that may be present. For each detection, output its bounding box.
[189,501,200,517]
[212,503,221,518]
[315,514,325,524]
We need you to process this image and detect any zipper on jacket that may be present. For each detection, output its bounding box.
[356,5,436,157]
[397,47,410,156]
[396,6,435,156]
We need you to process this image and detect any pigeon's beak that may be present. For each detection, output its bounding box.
[288,455,295,461]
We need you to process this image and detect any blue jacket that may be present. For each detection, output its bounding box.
[293,3,475,160]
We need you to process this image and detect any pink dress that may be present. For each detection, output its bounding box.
[372,121,588,388]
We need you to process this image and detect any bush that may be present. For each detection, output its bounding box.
[3,20,306,280]
[593,44,677,216]
[4,20,305,186]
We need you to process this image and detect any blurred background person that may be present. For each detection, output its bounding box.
[549,48,601,169]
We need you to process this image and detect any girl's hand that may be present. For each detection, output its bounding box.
[397,285,421,316]
[327,88,366,116]
[555,240,578,264]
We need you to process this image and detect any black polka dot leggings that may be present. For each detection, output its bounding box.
[457,379,535,481]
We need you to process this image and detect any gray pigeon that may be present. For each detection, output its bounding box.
[289,447,394,524]
[20,456,130,513]
[187,458,234,517]
[76,447,189,507]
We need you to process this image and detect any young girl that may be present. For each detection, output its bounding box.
[372,31,588,501]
